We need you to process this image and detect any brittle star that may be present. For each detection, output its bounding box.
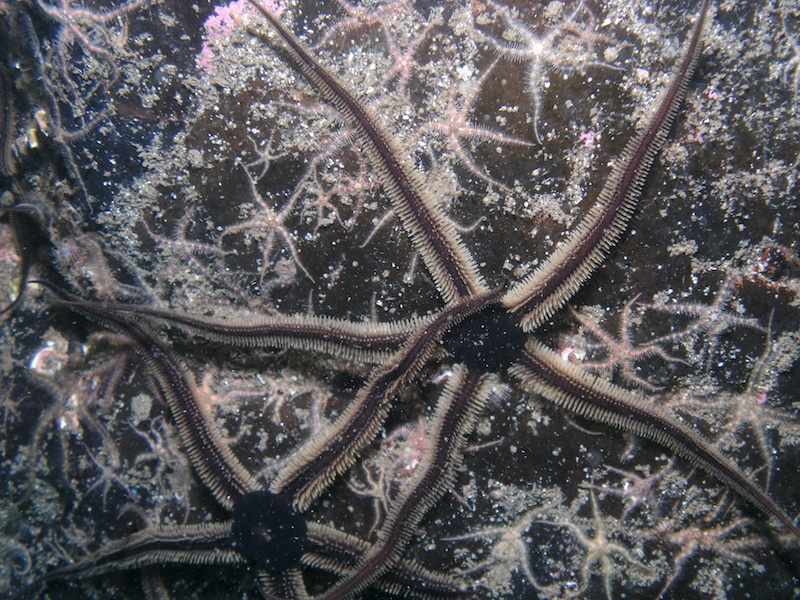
[5,0,799,599]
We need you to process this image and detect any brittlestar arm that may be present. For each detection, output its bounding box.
[509,340,800,537]
[0,210,33,315]
[42,520,462,600]
[271,291,501,512]
[502,0,711,331]
[244,0,487,304]
[0,203,57,315]
[305,522,465,599]
[0,67,17,178]
[315,367,504,600]
[44,522,244,582]
[87,300,426,365]
[42,289,308,597]
[256,569,310,600]
[46,291,257,512]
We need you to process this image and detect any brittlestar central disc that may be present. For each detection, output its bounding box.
[442,303,526,372]
[231,490,307,572]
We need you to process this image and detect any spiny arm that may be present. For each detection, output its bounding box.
[244,0,488,304]
[503,0,711,331]
[510,339,800,538]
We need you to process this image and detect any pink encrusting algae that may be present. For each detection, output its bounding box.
[198,0,284,72]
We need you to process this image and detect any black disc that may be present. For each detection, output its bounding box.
[231,490,307,573]
[442,303,526,372]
